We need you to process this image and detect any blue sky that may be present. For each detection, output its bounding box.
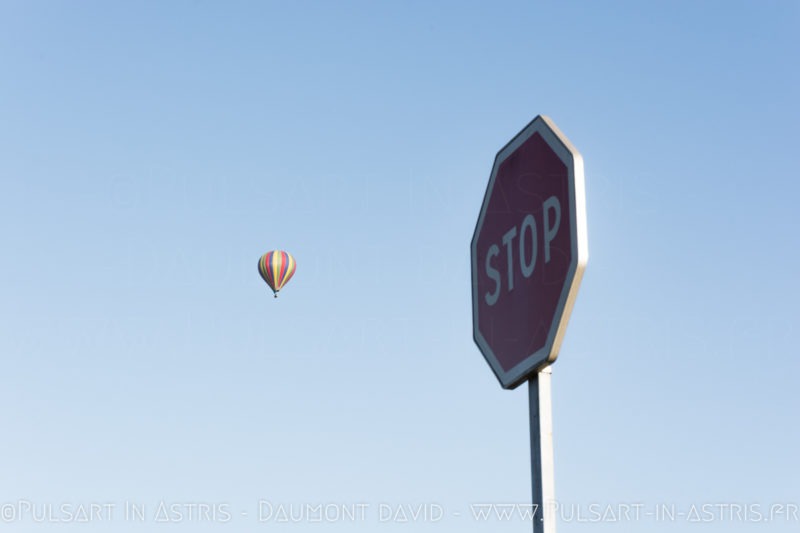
[1,1,798,531]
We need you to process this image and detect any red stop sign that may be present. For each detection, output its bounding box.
[471,116,588,389]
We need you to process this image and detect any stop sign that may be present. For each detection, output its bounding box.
[471,115,588,389]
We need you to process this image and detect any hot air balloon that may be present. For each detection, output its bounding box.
[258,250,296,298]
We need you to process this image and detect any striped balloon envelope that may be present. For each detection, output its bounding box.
[258,250,296,298]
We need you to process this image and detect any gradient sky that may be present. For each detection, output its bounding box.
[1,1,798,532]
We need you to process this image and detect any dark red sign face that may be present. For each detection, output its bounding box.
[471,116,586,389]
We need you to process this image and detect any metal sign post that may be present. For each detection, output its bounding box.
[529,368,555,533]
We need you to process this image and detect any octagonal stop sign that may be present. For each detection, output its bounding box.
[471,115,588,389]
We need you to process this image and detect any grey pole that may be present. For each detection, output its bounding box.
[529,366,556,533]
